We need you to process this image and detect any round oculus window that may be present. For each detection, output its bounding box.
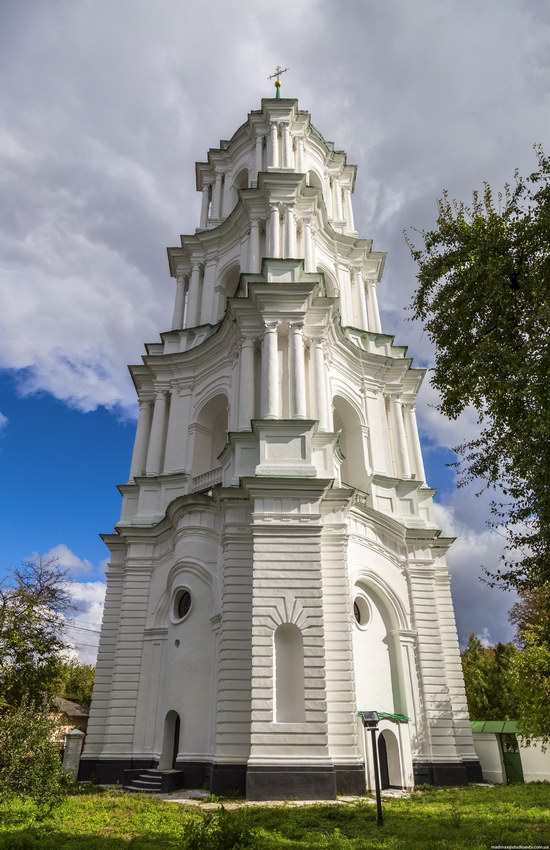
[353,595,370,628]
[174,588,192,621]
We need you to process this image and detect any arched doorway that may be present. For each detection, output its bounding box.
[159,710,180,770]
[378,729,403,789]
[378,733,389,789]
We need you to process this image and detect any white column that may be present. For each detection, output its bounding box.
[344,187,355,231]
[238,337,255,430]
[199,182,211,229]
[366,279,382,333]
[171,274,188,330]
[284,204,296,258]
[269,122,279,168]
[248,219,261,273]
[211,171,223,219]
[355,268,369,331]
[312,339,330,431]
[282,124,293,169]
[389,395,411,478]
[163,384,186,472]
[185,262,201,328]
[334,179,344,220]
[269,204,280,258]
[289,322,307,418]
[129,399,153,480]
[254,135,263,182]
[403,403,426,483]
[325,176,333,218]
[304,218,315,272]
[297,137,305,173]
[261,322,279,419]
[145,389,168,476]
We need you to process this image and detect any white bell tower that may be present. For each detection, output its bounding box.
[80,89,482,799]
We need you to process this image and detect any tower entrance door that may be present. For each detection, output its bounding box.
[378,734,390,790]
[159,711,181,770]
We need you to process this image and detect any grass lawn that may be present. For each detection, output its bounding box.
[0,784,548,849]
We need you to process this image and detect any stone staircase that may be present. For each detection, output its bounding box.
[124,768,185,793]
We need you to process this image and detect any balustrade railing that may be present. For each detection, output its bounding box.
[191,467,223,493]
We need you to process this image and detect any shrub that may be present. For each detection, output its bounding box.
[0,701,73,817]
[183,805,258,849]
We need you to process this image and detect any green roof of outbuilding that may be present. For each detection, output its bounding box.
[471,720,518,733]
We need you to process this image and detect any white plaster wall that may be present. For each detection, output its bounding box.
[472,733,506,783]
[518,739,550,782]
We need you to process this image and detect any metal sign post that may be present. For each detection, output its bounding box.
[358,710,384,828]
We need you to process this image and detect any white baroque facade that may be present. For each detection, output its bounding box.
[79,97,482,799]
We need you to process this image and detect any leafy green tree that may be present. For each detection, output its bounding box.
[508,583,549,643]
[461,634,519,721]
[0,557,71,708]
[461,634,494,719]
[58,658,95,711]
[0,700,72,816]
[507,584,550,743]
[408,147,550,594]
[507,625,550,745]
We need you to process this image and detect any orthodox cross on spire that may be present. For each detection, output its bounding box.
[268,65,289,99]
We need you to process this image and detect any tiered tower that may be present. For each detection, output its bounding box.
[80,95,482,799]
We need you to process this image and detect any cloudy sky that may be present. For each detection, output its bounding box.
[1,0,548,661]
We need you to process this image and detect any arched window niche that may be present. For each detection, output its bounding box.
[274,623,305,723]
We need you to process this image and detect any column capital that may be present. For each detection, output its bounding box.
[137,397,153,410]
[288,320,304,332]
[263,320,279,333]
[153,387,169,399]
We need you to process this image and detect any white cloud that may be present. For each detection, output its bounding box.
[42,544,93,574]
[0,412,7,434]
[416,379,482,452]
[0,0,547,416]
[433,500,518,646]
[477,627,493,648]
[64,580,106,665]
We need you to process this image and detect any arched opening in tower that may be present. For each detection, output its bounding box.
[333,395,369,491]
[191,394,228,480]
[230,167,249,212]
